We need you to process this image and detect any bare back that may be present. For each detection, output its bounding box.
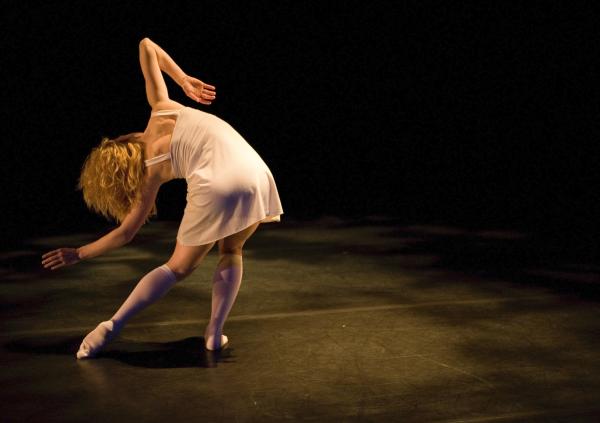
[141,99,185,183]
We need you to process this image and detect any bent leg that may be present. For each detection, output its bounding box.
[76,240,215,359]
[111,240,216,329]
[205,222,261,350]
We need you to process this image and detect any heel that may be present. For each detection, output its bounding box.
[205,334,229,351]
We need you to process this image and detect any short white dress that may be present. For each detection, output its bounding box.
[144,107,284,246]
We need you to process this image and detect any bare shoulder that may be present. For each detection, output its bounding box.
[151,99,185,112]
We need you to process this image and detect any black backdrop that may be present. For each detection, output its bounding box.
[2,1,598,245]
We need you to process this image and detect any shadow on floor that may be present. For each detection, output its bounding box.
[3,336,233,368]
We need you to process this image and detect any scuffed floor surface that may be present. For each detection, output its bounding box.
[1,216,599,422]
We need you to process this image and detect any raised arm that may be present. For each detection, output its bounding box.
[139,37,216,107]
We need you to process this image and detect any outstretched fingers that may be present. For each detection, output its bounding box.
[41,247,79,270]
[42,250,60,267]
[194,81,216,102]
[42,255,65,270]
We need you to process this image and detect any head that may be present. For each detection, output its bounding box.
[77,134,157,223]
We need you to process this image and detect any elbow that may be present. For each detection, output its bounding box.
[139,38,157,62]
[118,228,136,245]
[139,37,153,49]
[123,231,136,245]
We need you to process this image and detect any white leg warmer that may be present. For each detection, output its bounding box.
[110,264,178,331]
[76,264,177,359]
[205,254,243,350]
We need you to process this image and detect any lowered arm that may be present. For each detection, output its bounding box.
[77,174,161,261]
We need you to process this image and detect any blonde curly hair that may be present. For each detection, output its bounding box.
[77,136,157,223]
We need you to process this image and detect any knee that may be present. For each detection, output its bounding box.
[165,262,196,281]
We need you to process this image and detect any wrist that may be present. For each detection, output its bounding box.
[178,74,188,87]
[76,247,86,261]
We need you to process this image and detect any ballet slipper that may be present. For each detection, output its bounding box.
[76,320,118,359]
[205,334,229,351]
[204,328,229,351]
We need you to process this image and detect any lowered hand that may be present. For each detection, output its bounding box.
[42,248,81,270]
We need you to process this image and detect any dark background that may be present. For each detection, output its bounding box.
[2,1,598,248]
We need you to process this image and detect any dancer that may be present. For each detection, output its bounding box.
[41,38,284,358]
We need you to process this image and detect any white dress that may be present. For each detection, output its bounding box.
[144,107,284,246]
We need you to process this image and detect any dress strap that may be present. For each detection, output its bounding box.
[151,108,183,117]
[144,152,171,167]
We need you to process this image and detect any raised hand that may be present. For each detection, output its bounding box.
[42,248,81,270]
[181,75,216,105]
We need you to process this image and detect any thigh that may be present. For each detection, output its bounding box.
[167,240,216,280]
[218,221,261,255]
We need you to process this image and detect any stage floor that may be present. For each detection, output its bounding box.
[2,216,599,422]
